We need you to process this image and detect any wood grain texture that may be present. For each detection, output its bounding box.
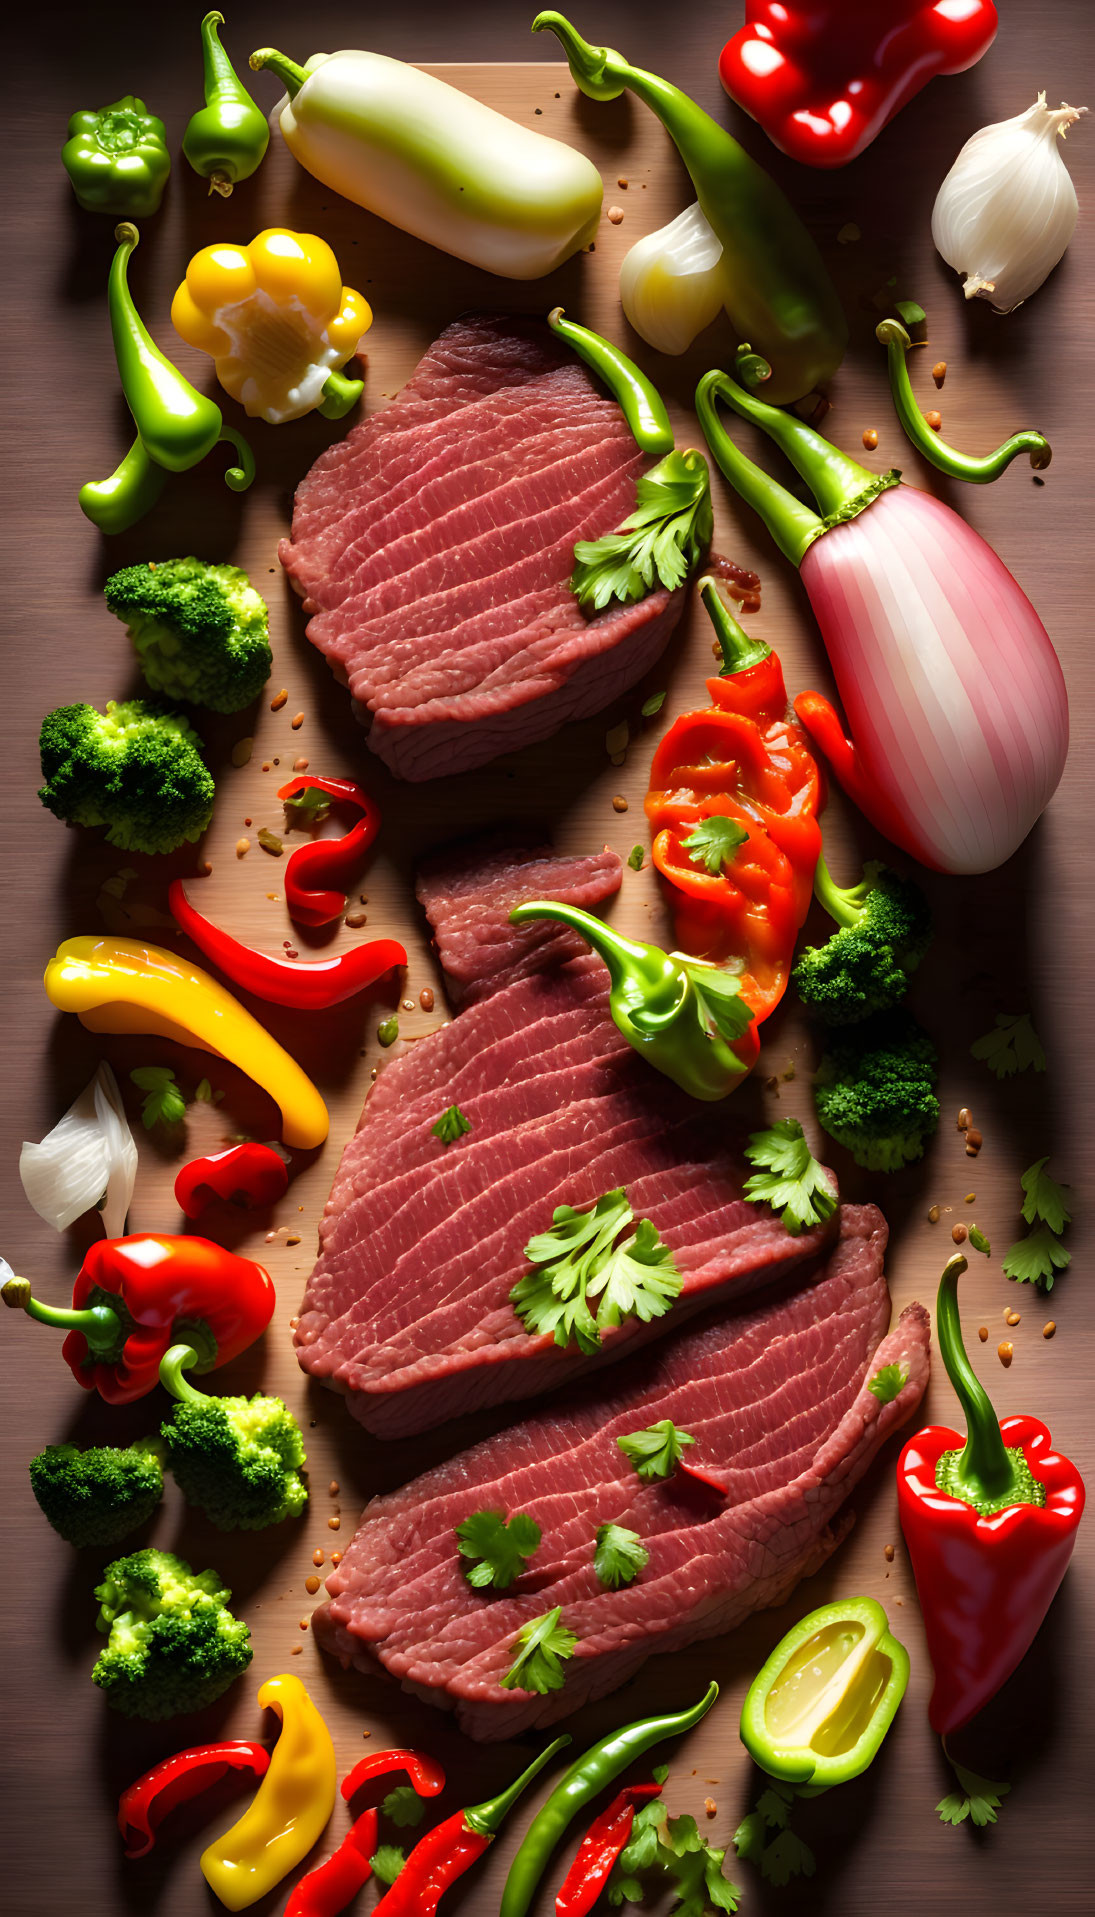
[2,4,1092,1914]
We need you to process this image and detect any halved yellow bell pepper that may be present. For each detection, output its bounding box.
[44,935,328,1150]
[201,1671,337,1909]
[172,227,371,424]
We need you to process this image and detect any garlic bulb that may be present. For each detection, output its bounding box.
[932,92,1087,312]
[20,1062,137,1237]
[620,201,727,354]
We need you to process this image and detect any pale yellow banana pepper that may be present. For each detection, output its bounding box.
[172,227,372,424]
[44,935,329,1150]
[201,1671,337,1910]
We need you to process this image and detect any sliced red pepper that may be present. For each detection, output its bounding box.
[118,1740,269,1859]
[175,1143,290,1219]
[169,878,406,1011]
[377,1741,566,1917]
[341,1749,447,1803]
[287,1749,448,1917]
[279,776,382,929]
[555,1784,662,1917]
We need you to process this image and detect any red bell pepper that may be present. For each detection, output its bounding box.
[279,775,381,928]
[555,1784,662,1917]
[1,1234,275,1404]
[118,1740,270,1859]
[175,1143,290,1219]
[169,878,406,1010]
[719,2,998,169]
[898,1254,1084,1735]
[286,1749,446,1917]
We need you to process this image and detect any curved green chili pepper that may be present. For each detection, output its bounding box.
[548,307,674,454]
[500,1682,718,1917]
[77,435,168,536]
[876,319,1052,482]
[183,12,270,197]
[509,902,755,1100]
[532,12,846,404]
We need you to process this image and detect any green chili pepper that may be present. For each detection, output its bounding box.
[499,1682,718,1917]
[62,96,170,218]
[739,1598,909,1792]
[547,307,674,455]
[532,12,846,404]
[79,223,255,535]
[508,902,756,1100]
[876,319,1052,482]
[183,11,270,198]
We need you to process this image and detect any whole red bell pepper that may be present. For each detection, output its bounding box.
[118,1740,270,1859]
[169,878,406,1011]
[279,775,381,929]
[175,1143,290,1219]
[555,1784,662,1917]
[1,1234,275,1404]
[286,1749,446,1917]
[898,1254,1084,1735]
[719,2,998,169]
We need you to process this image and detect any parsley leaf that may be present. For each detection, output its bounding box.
[1002,1223,1070,1289]
[868,1362,909,1404]
[937,1763,1010,1828]
[754,1786,793,1830]
[130,1065,186,1130]
[594,1523,649,1589]
[283,785,331,827]
[894,299,927,326]
[684,962,755,1047]
[628,845,645,871]
[618,1420,695,1482]
[611,1803,740,1916]
[455,1509,542,1590]
[1020,1156,1071,1233]
[760,1830,815,1886]
[500,1606,577,1694]
[652,1764,670,1786]
[642,690,667,718]
[970,1012,1046,1078]
[681,815,749,877]
[512,1189,681,1354]
[731,1811,766,1862]
[369,1845,406,1886]
[432,1104,472,1146]
[194,1077,224,1105]
[571,451,713,612]
[744,1119,839,1236]
[381,1786,427,1828]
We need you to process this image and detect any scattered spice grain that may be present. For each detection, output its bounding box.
[270,689,288,710]
[951,1224,967,1244]
[998,1341,1014,1367]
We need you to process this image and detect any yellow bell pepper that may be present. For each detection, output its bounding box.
[44,935,329,1150]
[172,227,372,425]
[201,1671,337,1910]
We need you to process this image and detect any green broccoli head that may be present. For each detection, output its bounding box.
[794,858,932,1024]
[162,1394,308,1532]
[104,559,272,715]
[29,1438,164,1549]
[38,699,215,855]
[92,1547,252,1720]
[814,1010,940,1172]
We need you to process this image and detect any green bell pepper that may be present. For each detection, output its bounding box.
[62,96,170,218]
[740,1597,909,1790]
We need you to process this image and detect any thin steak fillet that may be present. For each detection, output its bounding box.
[315,1207,929,1738]
[279,315,687,782]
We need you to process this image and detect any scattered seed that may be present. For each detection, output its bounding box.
[998,1341,1014,1367]
[926,410,942,432]
[607,205,625,224]
[235,838,250,859]
[965,1128,983,1155]
[328,1516,341,1531]
[293,756,309,771]
[378,1015,399,1047]
[883,1543,895,1562]
[290,1642,302,1654]
[305,1576,320,1594]
[244,817,253,827]
[420,988,435,1011]
[271,688,289,710]
[965,1192,976,1204]
[957,1107,971,1130]
[837,222,861,244]
[291,711,305,730]
[329,1481,339,1496]
[198,859,213,876]
[612,795,629,813]
[262,761,272,772]
[977,1325,989,1342]
[968,1225,990,1255]
[258,828,284,856]
[345,911,368,928]
[1043,1321,1056,1339]
[932,362,947,387]
[618,176,629,187]
[401,998,416,1012]
[1006,1310,1021,1326]
[951,1224,968,1244]
[299,1618,309,1631]
[330,1551,342,1566]
[862,428,878,450]
[928,1205,941,1223]
[313,1549,325,1566]
[231,737,254,768]
[704,1798,717,1819]
[286,1234,301,1247]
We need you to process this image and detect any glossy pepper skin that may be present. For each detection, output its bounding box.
[183,12,270,197]
[287,1748,446,1917]
[876,319,1052,483]
[547,307,674,456]
[719,3,998,169]
[1,1234,275,1405]
[898,1255,1084,1735]
[379,1740,570,1917]
[175,1144,290,1219]
[739,1596,909,1788]
[201,1672,337,1909]
[63,97,170,217]
[555,1784,662,1917]
[278,777,381,927]
[118,1740,270,1859]
[169,879,406,1011]
[646,576,822,1018]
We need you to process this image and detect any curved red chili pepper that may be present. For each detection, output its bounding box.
[287,1750,448,1917]
[118,1740,270,1859]
[375,1813,491,1917]
[169,879,406,1011]
[555,1784,662,1917]
[341,1749,447,1803]
[175,1143,290,1219]
[279,776,381,928]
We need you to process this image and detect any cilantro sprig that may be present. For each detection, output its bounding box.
[130,1065,186,1130]
[744,1120,838,1236]
[1003,1155,1072,1289]
[369,1845,407,1886]
[937,1762,1011,1828]
[684,962,754,1047]
[500,1606,577,1694]
[380,1786,428,1829]
[456,1509,542,1590]
[512,1189,681,1354]
[1020,1157,1071,1233]
[594,1523,649,1589]
[868,1362,909,1404]
[432,1104,472,1146]
[681,815,748,877]
[970,1012,1045,1078]
[618,1420,695,1483]
[609,1801,741,1916]
[733,1779,815,1885]
[571,451,713,613]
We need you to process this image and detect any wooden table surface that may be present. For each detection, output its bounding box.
[3,3,1093,1913]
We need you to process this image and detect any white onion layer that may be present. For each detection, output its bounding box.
[19,1062,137,1237]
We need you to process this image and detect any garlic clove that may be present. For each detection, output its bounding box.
[620,200,728,354]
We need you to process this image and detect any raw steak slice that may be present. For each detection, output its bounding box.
[315,1207,929,1739]
[280,314,687,782]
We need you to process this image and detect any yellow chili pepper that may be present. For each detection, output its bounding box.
[43,935,329,1150]
[172,227,372,424]
[201,1671,337,1910]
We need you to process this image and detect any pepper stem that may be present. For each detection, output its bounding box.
[249,47,309,96]
[695,372,823,568]
[1,1277,122,1353]
[935,1255,1025,1505]
[318,369,365,421]
[464,1735,572,1838]
[201,12,241,104]
[699,575,771,676]
[876,319,1052,481]
[218,425,256,493]
[158,1342,206,1405]
[531,14,629,99]
[510,900,662,997]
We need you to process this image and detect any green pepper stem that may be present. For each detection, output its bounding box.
[79,433,168,534]
[698,575,771,676]
[510,900,664,997]
[812,852,869,929]
[158,1342,206,1405]
[201,12,245,106]
[464,1735,572,1838]
[218,425,256,492]
[876,320,1052,482]
[1,1277,122,1353]
[548,307,674,456]
[695,371,823,568]
[318,369,365,421]
[249,46,309,96]
[936,1255,1023,1504]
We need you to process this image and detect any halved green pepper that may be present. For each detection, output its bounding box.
[62,97,170,218]
[740,1597,909,1790]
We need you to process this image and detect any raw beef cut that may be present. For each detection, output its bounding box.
[315,1206,929,1738]
[279,315,687,781]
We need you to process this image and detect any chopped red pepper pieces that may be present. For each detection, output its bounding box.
[175,1143,290,1219]
[169,878,406,1011]
[279,776,381,928]
[118,1740,270,1859]
[555,1784,662,1917]
[287,1749,447,1917]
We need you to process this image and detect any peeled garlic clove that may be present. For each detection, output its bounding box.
[620,200,727,354]
[932,92,1088,313]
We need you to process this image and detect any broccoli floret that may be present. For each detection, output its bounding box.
[793,856,932,1024]
[814,1010,940,1172]
[161,1359,308,1531]
[104,558,272,715]
[92,1547,252,1720]
[29,1438,164,1549]
[38,699,215,855]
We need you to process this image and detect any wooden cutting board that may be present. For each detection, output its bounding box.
[3,15,1092,1917]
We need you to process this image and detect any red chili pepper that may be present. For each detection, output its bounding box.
[175,1143,290,1219]
[719,2,998,169]
[1,1234,275,1404]
[378,1740,568,1917]
[279,776,381,928]
[341,1749,447,1803]
[287,1749,447,1917]
[897,1255,1084,1735]
[555,1784,662,1917]
[169,878,406,1011]
[118,1740,270,1859]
